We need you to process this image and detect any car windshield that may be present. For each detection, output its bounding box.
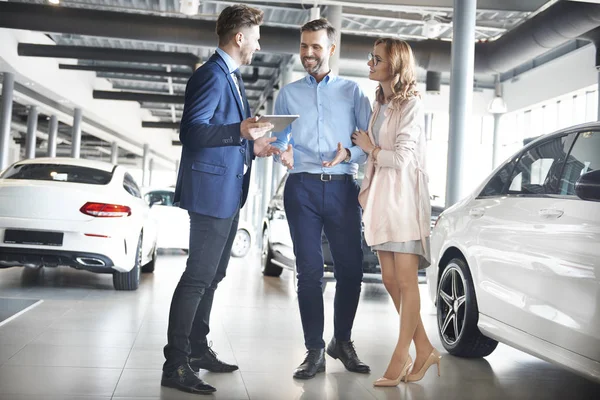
[0,163,113,185]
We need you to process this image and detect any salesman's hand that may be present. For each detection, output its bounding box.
[352,130,375,154]
[281,144,294,170]
[241,116,274,140]
[253,136,281,158]
[322,142,348,168]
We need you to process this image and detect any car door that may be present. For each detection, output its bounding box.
[547,130,600,361]
[471,133,585,349]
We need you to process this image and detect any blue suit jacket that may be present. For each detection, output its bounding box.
[174,53,253,219]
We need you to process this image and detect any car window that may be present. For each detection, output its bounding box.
[558,131,600,196]
[506,134,575,196]
[145,190,175,206]
[479,160,516,197]
[123,173,142,198]
[0,163,113,185]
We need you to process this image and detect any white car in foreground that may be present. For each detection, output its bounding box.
[427,124,600,383]
[144,188,254,258]
[0,158,158,290]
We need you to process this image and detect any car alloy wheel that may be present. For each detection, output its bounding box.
[437,262,467,346]
[231,229,251,258]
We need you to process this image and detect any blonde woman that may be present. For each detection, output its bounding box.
[352,38,441,386]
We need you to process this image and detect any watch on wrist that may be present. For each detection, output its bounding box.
[344,148,351,163]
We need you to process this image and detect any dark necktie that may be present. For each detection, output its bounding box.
[233,69,251,166]
[232,69,248,116]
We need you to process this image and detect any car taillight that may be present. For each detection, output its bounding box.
[80,202,131,217]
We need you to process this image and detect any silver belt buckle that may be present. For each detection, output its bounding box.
[320,173,332,182]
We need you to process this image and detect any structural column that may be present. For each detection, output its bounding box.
[142,143,150,187]
[326,5,342,76]
[0,72,15,169]
[445,0,477,207]
[25,106,38,159]
[148,158,154,187]
[491,114,502,169]
[47,115,58,157]
[424,113,434,141]
[71,108,82,158]
[110,141,118,164]
[597,71,600,120]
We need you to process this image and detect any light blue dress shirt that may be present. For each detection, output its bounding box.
[215,47,239,74]
[272,74,372,175]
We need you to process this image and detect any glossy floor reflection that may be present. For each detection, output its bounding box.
[0,249,597,399]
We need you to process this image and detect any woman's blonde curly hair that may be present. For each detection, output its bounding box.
[374,38,419,104]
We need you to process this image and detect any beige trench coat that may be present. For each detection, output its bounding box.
[358,96,431,247]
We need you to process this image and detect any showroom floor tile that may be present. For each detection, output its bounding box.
[0,249,597,399]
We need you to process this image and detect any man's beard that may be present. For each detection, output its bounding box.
[302,57,323,74]
[241,49,254,65]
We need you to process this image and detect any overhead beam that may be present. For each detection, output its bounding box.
[96,73,188,84]
[230,0,549,12]
[18,43,199,69]
[93,90,185,104]
[95,90,261,104]
[142,121,180,129]
[0,3,300,55]
[59,64,192,79]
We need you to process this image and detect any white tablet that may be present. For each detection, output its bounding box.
[257,115,299,132]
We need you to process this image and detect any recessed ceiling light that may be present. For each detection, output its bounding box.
[48,0,60,5]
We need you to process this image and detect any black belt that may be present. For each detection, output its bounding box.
[295,173,356,182]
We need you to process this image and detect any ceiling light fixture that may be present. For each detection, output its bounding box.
[488,76,507,114]
[180,0,200,16]
[48,0,60,5]
[422,16,442,39]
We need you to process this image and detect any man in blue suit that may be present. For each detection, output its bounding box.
[162,4,277,395]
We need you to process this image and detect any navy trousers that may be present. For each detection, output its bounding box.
[163,209,239,372]
[283,173,364,350]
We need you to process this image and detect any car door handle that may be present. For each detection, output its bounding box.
[539,208,564,219]
[469,208,485,218]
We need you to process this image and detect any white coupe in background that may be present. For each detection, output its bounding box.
[427,124,600,383]
[0,158,158,290]
[144,188,254,258]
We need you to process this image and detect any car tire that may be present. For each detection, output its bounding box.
[261,228,282,277]
[142,245,157,273]
[113,235,142,291]
[436,257,498,358]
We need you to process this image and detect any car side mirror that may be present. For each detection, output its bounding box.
[575,170,600,202]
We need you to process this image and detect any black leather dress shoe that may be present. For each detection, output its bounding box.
[190,346,239,373]
[293,348,326,380]
[161,364,216,395]
[326,338,370,373]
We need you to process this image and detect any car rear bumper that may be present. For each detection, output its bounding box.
[0,246,115,273]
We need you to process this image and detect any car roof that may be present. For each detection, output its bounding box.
[11,157,117,173]
[522,122,600,150]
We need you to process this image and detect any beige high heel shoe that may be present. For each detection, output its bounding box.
[406,349,442,382]
[373,355,413,387]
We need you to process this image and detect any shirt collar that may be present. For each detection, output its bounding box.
[305,72,336,86]
[215,47,239,74]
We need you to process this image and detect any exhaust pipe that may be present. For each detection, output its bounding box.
[76,257,106,267]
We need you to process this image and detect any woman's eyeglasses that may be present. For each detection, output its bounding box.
[368,52,388,66]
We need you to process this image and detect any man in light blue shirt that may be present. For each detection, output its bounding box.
[271,18,372,380]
